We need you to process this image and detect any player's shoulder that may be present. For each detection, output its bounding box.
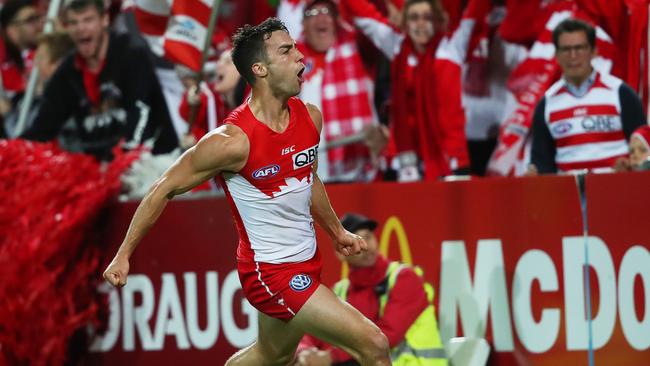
[304,102,321,115]
[302,101,323,132]
[200,124,248,150]
[223,101,250,125]
[288,97,319,116]
[193,124,249,168]
[287,97,322,133]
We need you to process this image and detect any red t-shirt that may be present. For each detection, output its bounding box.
[75,55,106,106]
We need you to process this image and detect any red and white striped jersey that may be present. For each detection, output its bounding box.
[219,97,320,264]
[488,1,619,176]
[544,71,627,172]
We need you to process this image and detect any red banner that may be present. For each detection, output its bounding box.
[87,172,650,365]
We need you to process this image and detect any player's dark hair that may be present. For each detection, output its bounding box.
[231,18,289,86]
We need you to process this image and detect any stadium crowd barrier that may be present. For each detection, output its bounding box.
[87,172,650,365]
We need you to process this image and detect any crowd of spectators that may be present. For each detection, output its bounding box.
[1,0,649,189]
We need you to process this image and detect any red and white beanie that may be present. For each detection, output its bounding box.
[632,125,650,151]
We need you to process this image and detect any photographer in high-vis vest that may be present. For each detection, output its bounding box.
[294,213,448,366]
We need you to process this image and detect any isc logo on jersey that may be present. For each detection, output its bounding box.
[292,144,318,170]
[252,164,280,179]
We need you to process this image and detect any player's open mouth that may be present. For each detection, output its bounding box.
[297,67,305,83]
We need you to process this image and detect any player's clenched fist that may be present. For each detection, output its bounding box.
[334,230,368,256]
[103,256,130,287]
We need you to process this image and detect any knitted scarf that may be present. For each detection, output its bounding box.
[390,35,451,179]
[303,33,376,180]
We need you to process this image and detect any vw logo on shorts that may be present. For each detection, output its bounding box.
[289,274,312,292]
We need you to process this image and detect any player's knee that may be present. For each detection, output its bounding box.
[360,329,390,361]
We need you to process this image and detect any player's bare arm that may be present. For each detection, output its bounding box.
[103,124,249,287]
[306,103,367,256]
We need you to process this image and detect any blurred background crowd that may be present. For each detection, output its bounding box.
[0,0,649,194]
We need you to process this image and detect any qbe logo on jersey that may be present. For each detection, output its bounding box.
[292,144,318,170]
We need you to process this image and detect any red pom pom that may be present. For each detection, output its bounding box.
[0,140,139,365]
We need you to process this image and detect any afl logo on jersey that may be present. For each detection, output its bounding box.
[252,164,280,179]
[552,121,573,135]
[289,274,312,292]
[292,144,318,170]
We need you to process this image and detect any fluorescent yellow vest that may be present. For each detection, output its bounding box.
[333,261,448,366]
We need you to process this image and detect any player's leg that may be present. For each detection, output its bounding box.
[292,284,391,366]
[225,310,305,366]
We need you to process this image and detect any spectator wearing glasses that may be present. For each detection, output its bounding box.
[297,0,385,183]
[0,0,43,124]
[2,31,75,138]
[530,18,647,174]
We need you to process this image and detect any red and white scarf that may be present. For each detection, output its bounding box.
[301,33,376,181]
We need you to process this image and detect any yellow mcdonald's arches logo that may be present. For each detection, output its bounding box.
[340,216,413,278]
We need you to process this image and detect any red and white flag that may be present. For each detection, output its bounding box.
[133,0,214,71]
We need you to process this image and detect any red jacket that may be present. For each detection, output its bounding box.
[341,0,480,178]
[623,0,649,112]
[576,0,649,114]
[297,255,428,363]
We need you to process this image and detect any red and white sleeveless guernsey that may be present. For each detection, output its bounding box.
[543,72,628,172]
[219,97,320,264]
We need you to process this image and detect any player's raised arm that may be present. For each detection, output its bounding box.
[306,103,367,257]
[103,124,249,287]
